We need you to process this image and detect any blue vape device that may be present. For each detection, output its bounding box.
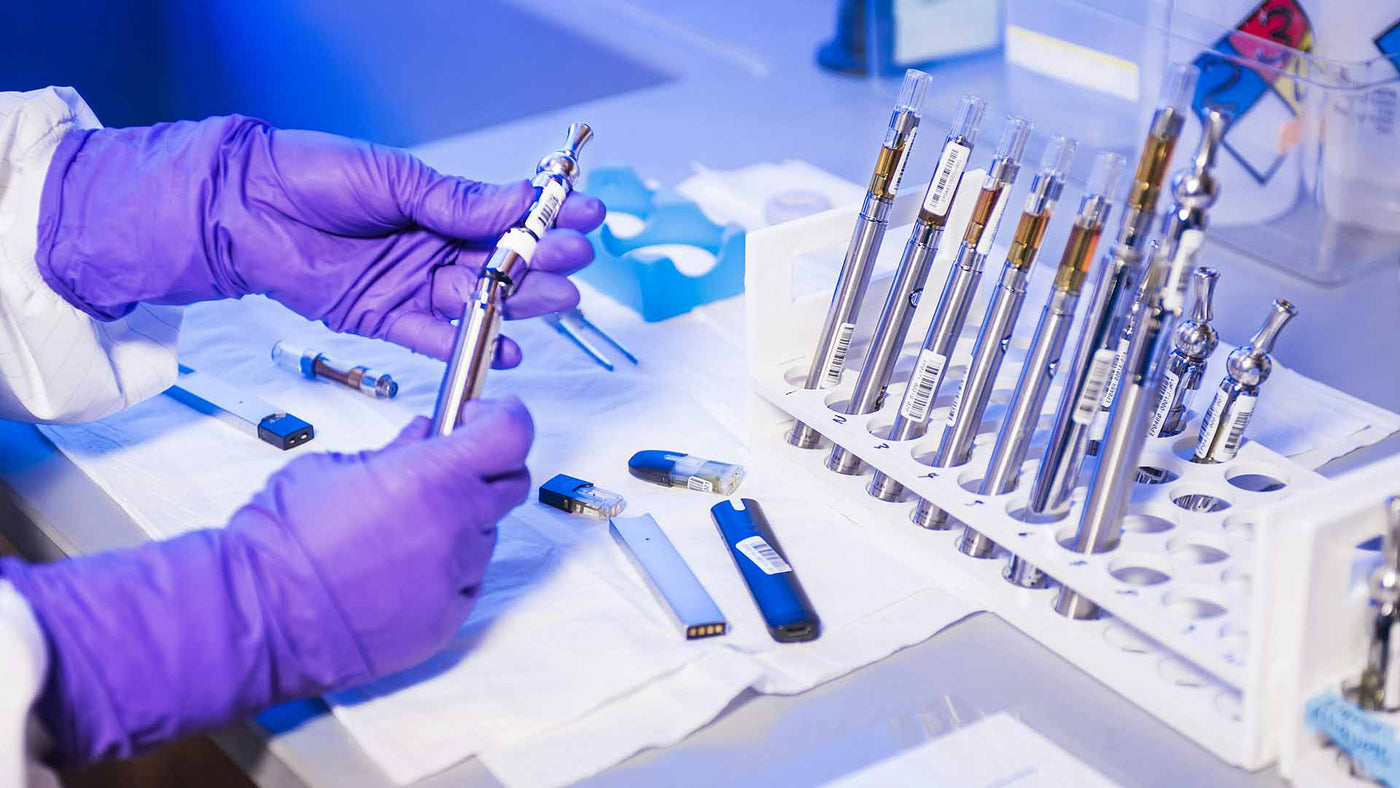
[710,498,820,643]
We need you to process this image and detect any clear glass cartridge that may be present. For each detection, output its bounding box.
[870,69,933,200]
[1158,61,1199,116]
[960,115,1034,251]
[917,94,988,226]
[539,474,627,518]
[270,341,399,399]
[1007,135,1077,270]
[1053,152,1126,294]
[1124,63,1201,246]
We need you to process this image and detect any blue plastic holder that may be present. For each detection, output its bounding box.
[579,165,746,323]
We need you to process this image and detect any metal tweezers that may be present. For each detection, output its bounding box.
[544,308,639,371]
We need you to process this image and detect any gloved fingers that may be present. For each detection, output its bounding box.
[387,417,434,449]
[556,192,607,234]
[439,397,534,477]
[380,311,523,369]
[408,177,535,241]
[484,468,532,516]
[503,273,581,320]
[528,228,595,275]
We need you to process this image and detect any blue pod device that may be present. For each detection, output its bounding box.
[710,498,820,643]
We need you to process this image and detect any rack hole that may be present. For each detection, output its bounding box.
[1172,492,1232,514]
[1135,465,1179,485]
[1121,513,1175,534]
[1167,536,1231,565]
[1109,554,1173,586]
[1158,657,1213,688]
[1163,590,1227,619]
[1104,623,1156,655]
[1226,471,1287,493]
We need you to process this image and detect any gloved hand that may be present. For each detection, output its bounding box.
[36,117,606,367]
[1,400,531,764]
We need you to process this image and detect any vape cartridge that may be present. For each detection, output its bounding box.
[1025,63,1198,522]
[431,123,593,436]
[866,116,1034,503]
[539,474,627,518]
[898,135,1076,535]
[989,153,1124,588]
[825,94,988,476]
[787,70,932,450]
[1353,497,1400,711]
[1193,298,1298,464]
[166,365,314,451]
[271,341,399,399]
[1055,110,1226,621]
[628,450,747,495]
[1148,267,1220,438]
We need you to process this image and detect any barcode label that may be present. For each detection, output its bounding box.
[922,141,971,217]
[1195,387,1229,460]
[524,180,568,238]
[1073,348,1118,425]
[975,187,1012,255]
[946,378,966,426]
[1148,369,1180,437]
[890,125,919,197]
[1101,337,1130,407]
[1163,229,1206,313]
[1220,393,1258,459]
[900,350,947,423]
[820,322,856,388]
[687,476,715,493]
[736,536,792,575]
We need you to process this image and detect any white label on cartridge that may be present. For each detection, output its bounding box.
[736,536,792,575]
[890,125,919,196]
[1101,337,1129,408]
[496,227,538,260]
[1195,387,1229,460]
[922,141,970,218]
[821,322,856,388]
[1220,392,1257,460]
[1148,369,1180,437]
[1073,348,1117,425]
[901,349,947,423]
[1164,229,1205,314]
[975,187,1012,256]
[687,476,715,493]
[524,179,568,238]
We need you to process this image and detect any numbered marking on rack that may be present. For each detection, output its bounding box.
[900,350,947,423]
[736,536,792,575]
[1148,369,1181,437]
[524,179,569,238]
[1073,348,1118,425]
[922,141,971,218]
[832,414,848,425]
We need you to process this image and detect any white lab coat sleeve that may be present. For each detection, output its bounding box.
[0,87,181,424]
[0,579,61,788]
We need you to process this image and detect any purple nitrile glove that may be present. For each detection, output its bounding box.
[1,399,531,765]
[36,117,606,368]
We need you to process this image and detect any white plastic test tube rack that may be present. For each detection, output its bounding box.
[744,178,1344,772]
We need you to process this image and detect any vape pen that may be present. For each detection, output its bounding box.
[711,499,820,643]
[165,365,314,451]
[1192,298,1298,464]
[865,116,1034,502]
[788,70,932,449]
[271,341,399,399]
[1025,63,1198,522]
[992,152,1124,588]
[903,135,1076,534]
[1055,110,1226,620]
[610,514,727,640]
[628,450,746,495]
[1148,267,1220,438]
[826,94,988,475]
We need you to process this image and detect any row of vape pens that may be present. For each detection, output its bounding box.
[788,65,1297,620]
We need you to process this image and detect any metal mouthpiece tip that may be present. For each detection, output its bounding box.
[563,122,594,154]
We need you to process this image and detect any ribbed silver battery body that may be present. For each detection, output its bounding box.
[431,270,511,435]
[1054,110,1225,620]
[825,220,944,473]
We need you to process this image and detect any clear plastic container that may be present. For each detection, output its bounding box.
[1005,0,1400,283]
